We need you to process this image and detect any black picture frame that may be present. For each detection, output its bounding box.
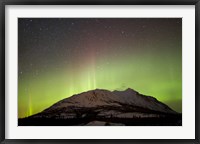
[0,0,199,143]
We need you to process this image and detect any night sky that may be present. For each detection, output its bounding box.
[18,18,182,118]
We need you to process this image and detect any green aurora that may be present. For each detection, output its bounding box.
[18,18,182,118]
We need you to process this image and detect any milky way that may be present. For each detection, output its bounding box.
[18,18,182,118]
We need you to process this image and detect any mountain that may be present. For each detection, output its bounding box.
[18,88,182,126]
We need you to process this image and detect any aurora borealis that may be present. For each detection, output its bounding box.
[18,18,182,118]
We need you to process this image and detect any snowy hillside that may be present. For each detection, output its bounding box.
[19,88,181,126]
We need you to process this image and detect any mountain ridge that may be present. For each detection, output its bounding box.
[19,88,182,126]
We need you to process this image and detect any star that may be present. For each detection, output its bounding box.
[142,25,146,28]
[121,30,125,34]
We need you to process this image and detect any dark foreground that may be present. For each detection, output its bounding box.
[18,115,182,126]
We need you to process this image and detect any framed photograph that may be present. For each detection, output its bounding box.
[1,0,199,143]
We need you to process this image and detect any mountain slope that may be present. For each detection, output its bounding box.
[41,88,177,114]
[19,88,182,126]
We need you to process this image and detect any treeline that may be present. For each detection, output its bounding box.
[18,114,181,126]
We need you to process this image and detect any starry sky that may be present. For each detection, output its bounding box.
[18,18,182,118]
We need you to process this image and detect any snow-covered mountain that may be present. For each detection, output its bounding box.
[18,88,182,126]
[41,88,176,114]
[19,88,181,126]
